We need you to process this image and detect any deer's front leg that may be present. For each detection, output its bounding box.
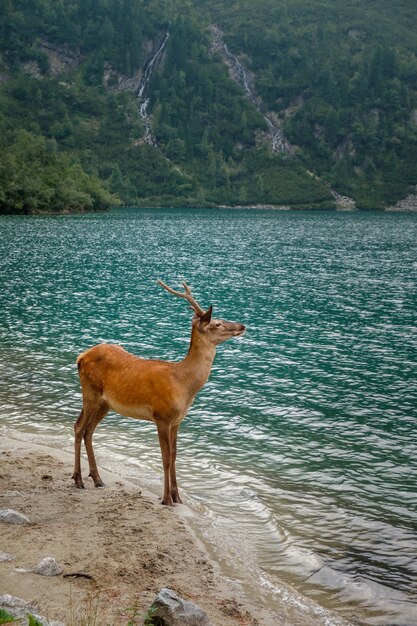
[157,421,173,506]
[169,424,182,504]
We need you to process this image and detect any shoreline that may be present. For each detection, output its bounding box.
[3,197,417,215]
[5,203,417,215]
[0,432,335,626]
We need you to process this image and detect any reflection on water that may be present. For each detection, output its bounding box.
[1,208,417,625]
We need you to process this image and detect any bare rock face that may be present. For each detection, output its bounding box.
[22,60,43,78]
[150,588,213,626]
[331,190,357,211]
[386,185,417,211]
[40,40,81,75]
[0,508,30,524]
[103,65,143,93]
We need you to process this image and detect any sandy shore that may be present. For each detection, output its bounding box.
[0,435,328,626]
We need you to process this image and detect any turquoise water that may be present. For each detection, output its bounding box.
[0,208,416,625]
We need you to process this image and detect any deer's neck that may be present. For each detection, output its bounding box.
[178,332,216,397]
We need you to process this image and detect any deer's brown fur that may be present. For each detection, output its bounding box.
[73,282,245,506]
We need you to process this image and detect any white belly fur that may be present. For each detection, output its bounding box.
[104,394,154,422]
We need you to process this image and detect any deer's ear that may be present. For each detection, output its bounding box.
[199,305,213,325]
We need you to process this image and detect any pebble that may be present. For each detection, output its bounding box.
[0,508,30,524]
[33,556,64,576]
[13,557,64,576]
[150,587,213,626]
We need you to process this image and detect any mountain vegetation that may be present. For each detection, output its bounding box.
[0,0,416,213]
[208,0,417,209]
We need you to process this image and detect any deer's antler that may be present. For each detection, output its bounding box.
[157,279,206,317]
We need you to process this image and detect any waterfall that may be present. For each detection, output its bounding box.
[212,26,292,155]
[136,31,169,145]
[210,25,355,206]
[223,43,251,98]
[264,115,289,153]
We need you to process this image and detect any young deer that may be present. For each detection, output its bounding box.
[72,280,246,506]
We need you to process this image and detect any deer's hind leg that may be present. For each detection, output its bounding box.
[73,398,109,489]
[84,401,109,487]
[73,407,89,489]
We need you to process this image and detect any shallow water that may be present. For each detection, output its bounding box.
[1,208,416,625]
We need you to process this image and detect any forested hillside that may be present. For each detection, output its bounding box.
[206,0,417,209]
[0,0,416,212]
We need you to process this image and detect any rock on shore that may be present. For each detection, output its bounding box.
[386,186,417,211]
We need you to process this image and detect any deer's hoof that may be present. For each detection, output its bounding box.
[161,498,174,507]
[89,473,105,487]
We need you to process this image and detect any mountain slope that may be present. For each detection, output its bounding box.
[0,0,416,212]
[204,0,417,208]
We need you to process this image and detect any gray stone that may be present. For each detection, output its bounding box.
[0,508,30,524]
[33,557,64,576]
[0,594,33,610]
[0,551,15,561]
[150,588,213,626]
[12,556,64,576]
[0,594,65,626]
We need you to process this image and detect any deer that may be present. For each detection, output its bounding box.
[72,280,246,506]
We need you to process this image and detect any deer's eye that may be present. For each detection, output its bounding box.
[215,322,221,327]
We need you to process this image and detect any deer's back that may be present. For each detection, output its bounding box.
[77,343,185,423]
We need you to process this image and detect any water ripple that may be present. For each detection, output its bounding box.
[1,209,417,625]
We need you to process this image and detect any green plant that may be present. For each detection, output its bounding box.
[0,608,18,624]
[121,603,139,626]
[143,605,161,626]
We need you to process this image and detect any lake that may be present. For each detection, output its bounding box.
[0,208,416,625]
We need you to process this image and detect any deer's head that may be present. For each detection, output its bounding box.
[157,280,246,346]
[192,305,245,345]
